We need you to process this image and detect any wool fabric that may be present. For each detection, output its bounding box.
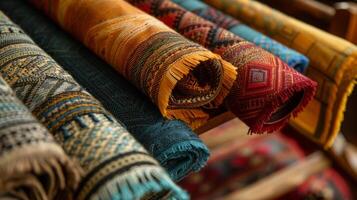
[0,0,209,182]
[179,133,304,199]
[0,74,81,200]
[0,11,188,200]
[29,0,237,129]
[203,0,357,147]
[129,0,317,133]
[281,168,352,200]
[171,0,309,73]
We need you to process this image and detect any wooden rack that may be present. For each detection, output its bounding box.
[259,0,357,44]
[193,1,357,196]
[196,115,356,199]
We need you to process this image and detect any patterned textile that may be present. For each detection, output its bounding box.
[129,0,317,133]
[203,0,357,147]
[0,12,188,200]
[29,0,237,129]
[0,75,81,200]
[0,0,209,182]
[179,133,304,199]
[171,0,309,73]
[281,168,352,200]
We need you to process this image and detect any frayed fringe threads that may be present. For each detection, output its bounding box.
[160,51,236,129]
[84,166,189,200]
[0,143,82,200]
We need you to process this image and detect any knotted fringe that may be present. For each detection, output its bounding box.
[236,78,317,134]
[88,165,189,200]
[159,51,237,128]
[0,176,46,200]
[0,143,83,200]
[157,140,210,181]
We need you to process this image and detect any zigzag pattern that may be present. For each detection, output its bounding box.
[0,0,210,182]
[0,66,80,199]
[30,0,238,129]
[192,6,240,30]
[0,76,55,154]
[0,12,185,200]
[130,0,316,133]
[145,0,241,50]
[173,0,309,72]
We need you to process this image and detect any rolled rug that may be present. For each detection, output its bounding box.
[0,0,209,182]
[129,0,317,133]
[171,0,309,73]
[29,0,237,129]
[0,12,188,200]
[0,75,82,200]
[202,0,357,147]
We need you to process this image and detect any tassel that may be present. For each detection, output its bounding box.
[157,140,210,181]
[0,143,83,200]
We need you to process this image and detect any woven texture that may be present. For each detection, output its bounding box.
[281,168,352,200]
[0,0,209,182]
[179,133,304,199]
[0,12,188,200]
[171,0,309,73]
[129,0,316,133]
[30,0,237,129]
[203,0,357,147]
[0,75,81,200]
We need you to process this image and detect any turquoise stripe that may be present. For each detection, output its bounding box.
[40,96,85,117]
[173,0,206,10]
[46,106,99,130]
[230,24,259,41]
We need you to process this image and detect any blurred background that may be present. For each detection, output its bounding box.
[179,0,357,199]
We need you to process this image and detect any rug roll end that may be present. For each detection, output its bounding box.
[324,55,357,148]
[158,140,210,181]
[211,59,238,107]
[158,51,236,128]
[0,143,83,200]
[250,75,318,134]
[227,57,318,134]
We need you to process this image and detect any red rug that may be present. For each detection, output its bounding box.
[129,0,317,133]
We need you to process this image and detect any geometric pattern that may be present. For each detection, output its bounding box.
[0,75,80,200]
[29,0,237,129]
[0,0,209,183]
[249,68,269,85]
[179,133,304,199]
[0,11,187,200]
[203,0,357,146]
[130,0,317,133]
[171,0,309,72]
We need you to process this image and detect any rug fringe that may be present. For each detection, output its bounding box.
[246,75,317,134]
[211,59,238,107]
[0,143,83,200]
[166,108,209,129]
[88,165,189,200]
[157,140,210,181]
[159,50,236,128]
